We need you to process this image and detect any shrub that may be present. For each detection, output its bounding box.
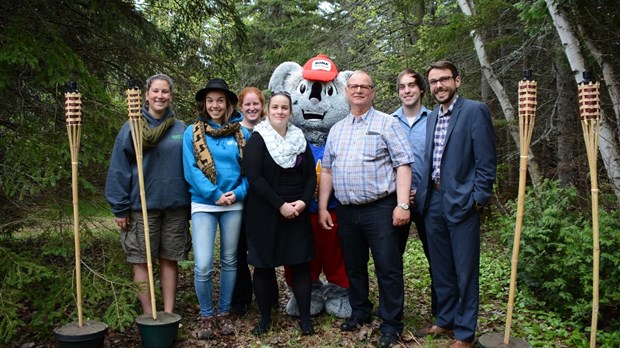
[0,226,138,344]
[496,180,620,328]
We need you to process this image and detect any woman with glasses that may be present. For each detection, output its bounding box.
[183,78,250,340]
[244,91,317,336]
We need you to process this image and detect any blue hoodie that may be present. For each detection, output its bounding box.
[183,111,250,206]
[105,107,190,217]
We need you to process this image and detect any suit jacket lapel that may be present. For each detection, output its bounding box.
[426,109,439,163]
[444,97,463,147]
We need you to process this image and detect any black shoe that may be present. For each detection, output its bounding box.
[230,303,249,316]
[299,320,315,336]
[379,332,399,348]
[251,321,272,336]
[340,316,371,331]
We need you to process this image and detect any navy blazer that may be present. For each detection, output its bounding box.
[414,96,496,223]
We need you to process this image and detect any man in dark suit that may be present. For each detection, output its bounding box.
[413,61,496,348]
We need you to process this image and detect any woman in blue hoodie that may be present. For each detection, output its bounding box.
[105,73,191,315]
[183,78,250,340]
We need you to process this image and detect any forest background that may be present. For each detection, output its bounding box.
[1,0,619,347]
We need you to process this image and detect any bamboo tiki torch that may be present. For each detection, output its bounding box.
[125,81,157,320]
[504,70,537,344]
[65,82,84,327]
[577,72,600,348]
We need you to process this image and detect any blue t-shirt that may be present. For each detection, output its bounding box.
[309,143,339,213]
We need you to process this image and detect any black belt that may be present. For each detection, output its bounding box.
[343,192,396,207]
[432,182,441,190]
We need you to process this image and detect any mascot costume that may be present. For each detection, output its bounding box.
[269,54,352,319]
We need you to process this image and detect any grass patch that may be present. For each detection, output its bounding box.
[1,206,618,346]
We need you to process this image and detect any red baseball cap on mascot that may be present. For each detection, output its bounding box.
[302,54,338,82]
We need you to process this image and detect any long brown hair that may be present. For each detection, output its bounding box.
[196,91,236,123]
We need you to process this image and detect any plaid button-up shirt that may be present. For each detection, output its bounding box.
[323,107,413,205]
[431,96,459,183]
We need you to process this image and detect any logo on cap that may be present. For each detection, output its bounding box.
[303,54,338,82]
[311,60,332,72]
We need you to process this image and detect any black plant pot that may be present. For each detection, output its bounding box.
[478,332,531,348]
[135,312,182,348]
[54,320,108,348]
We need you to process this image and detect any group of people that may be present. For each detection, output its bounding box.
[105,59,496,348]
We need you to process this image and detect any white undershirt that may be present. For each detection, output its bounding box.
[406,115,417,126]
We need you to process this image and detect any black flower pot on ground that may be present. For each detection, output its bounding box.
[478,332,531,348]
[54,320,108,348]
[135,312,182,348]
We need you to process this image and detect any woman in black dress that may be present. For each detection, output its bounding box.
[243,91,316,336]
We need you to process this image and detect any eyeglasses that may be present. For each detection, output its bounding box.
[428,76,454,87]
[347,84,374,91]
[270,91,291,98]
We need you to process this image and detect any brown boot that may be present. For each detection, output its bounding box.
[198,316,216,340]
[219,313,235,336]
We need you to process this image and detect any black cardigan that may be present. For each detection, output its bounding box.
[243,132,316,268]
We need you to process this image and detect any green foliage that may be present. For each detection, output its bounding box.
[0,227,138,344]
[495,180,620,327]
[0,0,246,236]
[514,0,550,36]
[234,0,338,88]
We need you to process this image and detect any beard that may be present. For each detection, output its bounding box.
[433,87,457,105]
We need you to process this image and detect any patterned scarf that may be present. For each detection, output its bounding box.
[254,118,306,168]
[193,118,246,183]
[142,106,175,151]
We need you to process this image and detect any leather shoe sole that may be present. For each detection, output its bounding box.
[340,316,371,331]
[414,324,454,338]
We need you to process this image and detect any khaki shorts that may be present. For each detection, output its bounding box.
[121,208,191,264]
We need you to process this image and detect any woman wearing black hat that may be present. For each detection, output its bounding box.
[182,78,250,339]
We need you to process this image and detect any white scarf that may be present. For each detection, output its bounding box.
[254,118,307,168]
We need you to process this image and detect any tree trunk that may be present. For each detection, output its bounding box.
[546,0,620,204]
[580,34,620,141]
[457,0,544,188]
[554,54,580,186]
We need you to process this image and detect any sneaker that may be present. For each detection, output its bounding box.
[219,313,235,335]
[198,316,216,340]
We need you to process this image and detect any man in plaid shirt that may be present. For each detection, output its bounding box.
[318,70,413,348]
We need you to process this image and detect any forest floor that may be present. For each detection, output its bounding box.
[5,209,511,348]
[26,230,476,348]
[96,261,457,348]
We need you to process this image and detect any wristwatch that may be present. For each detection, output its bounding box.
[397,202,409,210]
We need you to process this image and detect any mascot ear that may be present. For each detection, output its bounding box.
[269,62,303,92]
[337,70,355,87]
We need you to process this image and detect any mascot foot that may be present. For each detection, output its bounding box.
[322,283,352,319]
[285,282,325,317]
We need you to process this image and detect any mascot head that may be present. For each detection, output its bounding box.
[269,54,353,146]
